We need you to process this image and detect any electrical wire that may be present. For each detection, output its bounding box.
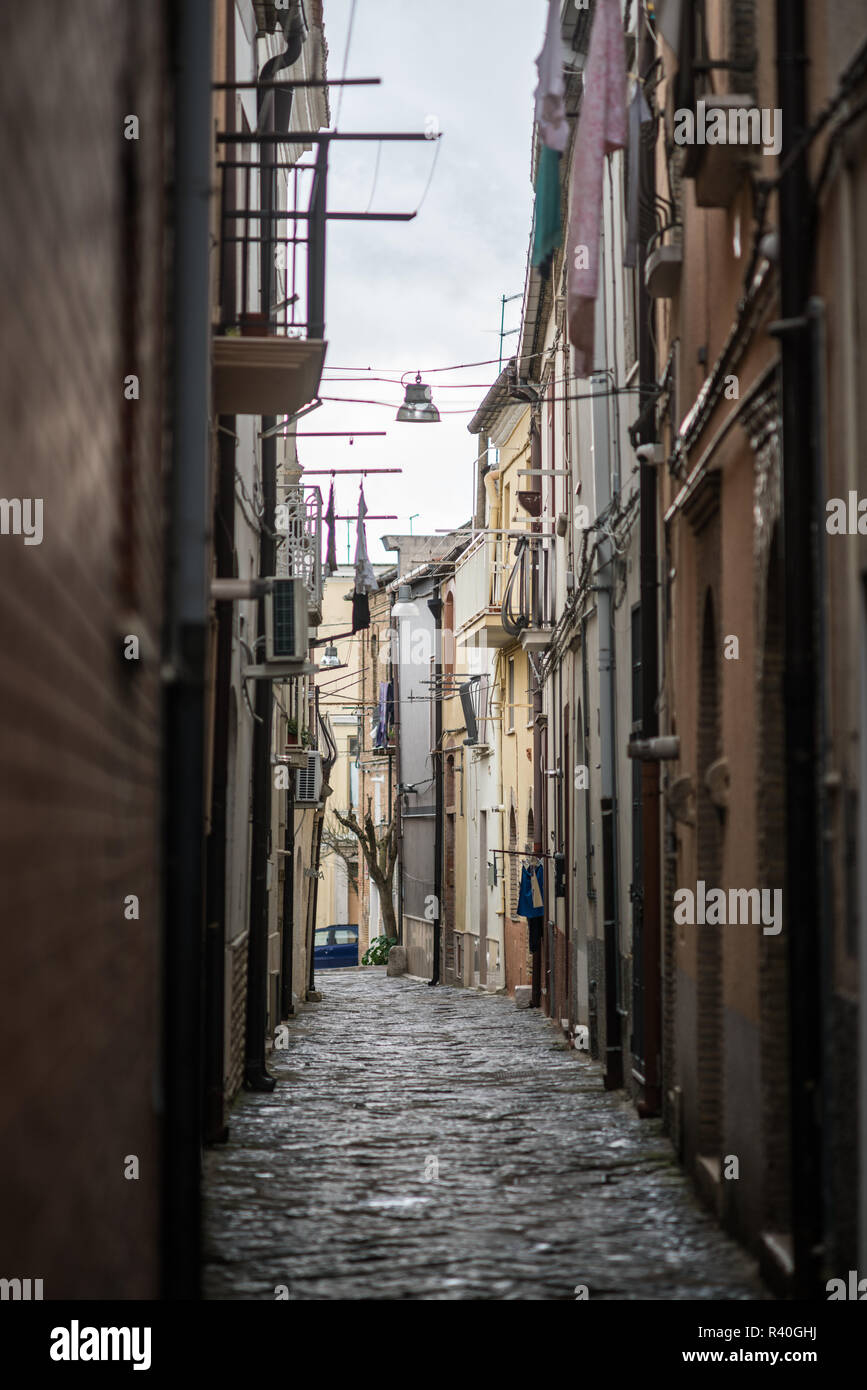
[365,139,383,213]
[413,134,442,214]
[333,0,358,130]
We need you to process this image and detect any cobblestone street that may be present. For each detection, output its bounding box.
[203,970,766,1300]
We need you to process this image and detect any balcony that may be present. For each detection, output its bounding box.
[502,536,554,653]
[213,132,328,417]
[453,535,510,651]
[277,482,323,625]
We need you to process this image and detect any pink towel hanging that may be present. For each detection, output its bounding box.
[567,0,627,375]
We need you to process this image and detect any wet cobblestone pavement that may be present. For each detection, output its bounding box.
[203,969,767,1300]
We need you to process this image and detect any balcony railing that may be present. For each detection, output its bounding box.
[501,536,554,649]
[453,534,507,643]
[213,119,328,416]
[219,139,326,340]
[277,483,323,624]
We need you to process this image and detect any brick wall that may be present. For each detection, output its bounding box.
[0,1,169,1296]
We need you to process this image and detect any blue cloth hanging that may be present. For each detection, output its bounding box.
[517,862,544,919]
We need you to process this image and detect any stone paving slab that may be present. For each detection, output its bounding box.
[203,970,767,1301]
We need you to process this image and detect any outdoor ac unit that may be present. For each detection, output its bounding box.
[295,750,322,806]
[265,577,308,664]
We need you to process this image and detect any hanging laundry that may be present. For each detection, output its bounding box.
[353,488,378,596]
[528,919,544,953]
[351,591,370,633]
[517,861,544,920]
[375,680,393,750]
[624,79,653,268]
[350,487,377,632]
[324,480,337,576]
[531,866,543,911]
[531,0,568,278]
[534,0,569,154]
[566,0,627,374]
[652,0,685,56]
[531,146,562,278]
[385,680,394,742]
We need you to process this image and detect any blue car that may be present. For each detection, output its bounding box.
[314,923,359,970]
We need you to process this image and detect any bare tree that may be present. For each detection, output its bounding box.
[320,818,360,896]
[332,797,399,941]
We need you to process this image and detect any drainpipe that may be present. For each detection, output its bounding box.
[162,0,213,1301]
[203,8,237,1151]
[636,9,661,1118]
[775,0,822,1297]
[280,769,296,1017]
[244,32,302,1090]
[307,810,325,994]
[203,423,235,1146]
[592,372,623,1091]
[530,416,544,1008]
[475,433,489,529]
[428,594,444,984]
[809,297,835,1279]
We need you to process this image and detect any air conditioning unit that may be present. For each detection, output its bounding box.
[295,750,322,806]
[265,577,308,664]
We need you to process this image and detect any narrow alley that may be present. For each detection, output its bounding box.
[5,0,867,1346]
[203,971,763,1301]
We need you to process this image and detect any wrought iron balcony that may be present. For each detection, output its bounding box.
[501,536,554,651]
[213,129,328,417]
[277,482,323,624]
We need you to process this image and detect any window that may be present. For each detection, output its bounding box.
[507,658,515,733]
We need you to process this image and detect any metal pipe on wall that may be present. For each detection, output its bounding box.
[636,3,662,1117]
[530,416,544,1008]
[280,769,297,1018]
[776,0,823,1297]
[428,595,444,985]
[162,0,214,1301]
[591,372,623,1091]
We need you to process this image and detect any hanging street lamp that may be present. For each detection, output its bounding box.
[396,372,440,423]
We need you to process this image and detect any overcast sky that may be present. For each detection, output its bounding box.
[300,0,545,564]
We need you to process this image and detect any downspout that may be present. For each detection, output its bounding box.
[204,6,237,1150]
[475,433,489,529]
[391,612,404,947]
[307,689,332,990]
[636,8,661,1118]
[203,424,235,1145]
[428,594,444,985]
[809,296,835,1278]
[776,0,822,1297]
[244,22,305,1091]
[307,812,325,994]
[592,371,623,1090]
[280,768,296,1016]
[530,415,544,1009]
[162,0,213,1300]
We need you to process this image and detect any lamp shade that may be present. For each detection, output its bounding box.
[396,373,440,423]
[320,644,341,668]
[391,583,419,619]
